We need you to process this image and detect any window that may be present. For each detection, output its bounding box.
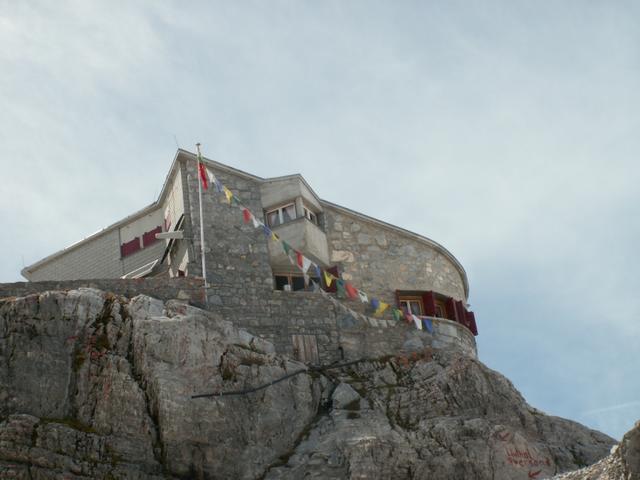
[274,274,320,291]
[399,296,424,316]
[303,206,318,225]
[266,203,296,227]
[435,300,447,318]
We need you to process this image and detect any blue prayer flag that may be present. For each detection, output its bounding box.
[422,318,433,334]
[370,298,380,310]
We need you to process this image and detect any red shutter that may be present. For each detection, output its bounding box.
[445,297,457,321]
[422,291,437,317]
[120,237,141,257]
[455,300,466,326]
[465,311,478,336]
[143,226,162,248]
[323,265,340,293]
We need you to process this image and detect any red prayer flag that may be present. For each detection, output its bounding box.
[296,251,304,268]
[345,283,358,299]
[198,162,208,190]
[242,208,251,223]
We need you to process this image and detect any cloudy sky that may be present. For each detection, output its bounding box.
[1,1,638,440]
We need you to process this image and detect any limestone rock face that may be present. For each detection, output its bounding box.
[553,421,640,480]
[0,289,616,479]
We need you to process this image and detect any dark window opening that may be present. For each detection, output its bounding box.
[274,274,320,292]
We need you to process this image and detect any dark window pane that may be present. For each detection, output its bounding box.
[275,275,289,290]
[291,276,306,291]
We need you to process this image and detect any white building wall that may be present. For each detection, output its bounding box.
[27,229,124,281]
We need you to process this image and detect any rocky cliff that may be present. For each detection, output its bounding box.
[0,289,617,479]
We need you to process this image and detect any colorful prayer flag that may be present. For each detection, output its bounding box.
[296,251,304,269]
[323,270,333,287]
[392,308,403,322]
[345,282,358,299]
[358,290,368,303]
[251,216,261,228]
[412,314,423,330]
[282,241,291,255]
[242,208,251,224]
[422,317,434,333]
[370,298,380,310]
[374,301,389,317]
[223,186,233,204]
[336,279,346,298]
[302,256,312,273]
[262,225,272,238]
[314,264,321,279]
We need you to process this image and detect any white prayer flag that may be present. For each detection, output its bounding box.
[301,256,312,273]
[358,290,369,303]
[412,314,423,330]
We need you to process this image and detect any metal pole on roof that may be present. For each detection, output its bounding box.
[196,143,209,306]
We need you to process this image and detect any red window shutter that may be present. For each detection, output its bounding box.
[120,237,141,257]
[445,297,458,321]
[323,265,340,293]
[143,226,162,248]
[465,311,478,336]
[422,291,437,317]
[455,300,466,325]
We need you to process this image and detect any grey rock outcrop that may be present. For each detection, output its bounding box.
[0,289,616,479]
[553,421,640,480]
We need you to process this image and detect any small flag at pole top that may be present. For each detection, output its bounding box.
[198,161,209,190]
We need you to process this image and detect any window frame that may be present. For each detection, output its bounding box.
[303,204,318,225]
[265,202,297,227]
[398,296,424,316]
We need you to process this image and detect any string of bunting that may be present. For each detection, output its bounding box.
[197,155,436,334]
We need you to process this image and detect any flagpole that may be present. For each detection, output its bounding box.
[196,143,209,306]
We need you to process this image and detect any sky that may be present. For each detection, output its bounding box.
[1,1,639,440]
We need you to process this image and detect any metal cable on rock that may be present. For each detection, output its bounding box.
[191,358,368,399]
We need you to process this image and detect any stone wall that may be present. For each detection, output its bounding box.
[323,206,467,304]
[0,277,207,306]
[0,277,477,363]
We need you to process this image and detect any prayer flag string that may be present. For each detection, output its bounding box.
[201,164,440,332]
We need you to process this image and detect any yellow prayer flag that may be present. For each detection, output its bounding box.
[271,232,279,242]
[223,187,233,204]
[323,271,333,287]
[374,301,389,317]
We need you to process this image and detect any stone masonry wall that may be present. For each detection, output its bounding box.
[0,277,206,306]
[324,207,467,304]
[0,277,476,363]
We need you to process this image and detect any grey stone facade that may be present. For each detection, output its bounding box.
[324,207,467,305]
